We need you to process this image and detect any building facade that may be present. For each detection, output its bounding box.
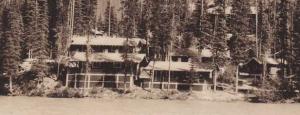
[65,35,146,90]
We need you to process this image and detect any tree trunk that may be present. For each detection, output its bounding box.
[235,66,239,93]
[9,75,13,93]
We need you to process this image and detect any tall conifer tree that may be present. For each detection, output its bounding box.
[293,0,300,89]
[73,0,84,35]
[212,0,228,66]
[275,0,291,76]
[81,0,97,33]
[228,0,251,64]
[0,2,22,92]
[104,1,118,36]
[191,0,213,49]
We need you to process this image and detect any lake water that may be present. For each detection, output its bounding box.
[0,96,299,115]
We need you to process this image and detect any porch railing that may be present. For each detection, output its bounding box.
[66,73,133,89]
[141,82,212,91]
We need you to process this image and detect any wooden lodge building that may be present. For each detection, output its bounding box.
[237,56,281,91]
[65,35,147,90]
[139,48,215,91]
[64,33,217,91]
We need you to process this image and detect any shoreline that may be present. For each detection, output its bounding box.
[0,96,299,115]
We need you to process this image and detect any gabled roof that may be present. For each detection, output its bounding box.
[245,58,262,65]
[71,36,146,46]
[70,52,146,63]
[143,61,213,72]
[244,57,279,66]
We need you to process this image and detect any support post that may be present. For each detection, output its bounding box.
[130,75,133,89]
[116,75,119,89]
[88,74,91,89]
[203,80,207,91]
[66,74,69,87]
[102,76,105,88]
[74,74,77,88]
[151,69,155,91]
[168,56,171,91]
[84,74,87,89]
[213,71,217,92]
[235,66,239,93]
[9,75,12,93]
[209,71,213,91]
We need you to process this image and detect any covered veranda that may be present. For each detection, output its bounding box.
[140,61,214,91]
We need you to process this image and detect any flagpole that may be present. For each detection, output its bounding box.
[108,0,111,36]
[256,0,259,58]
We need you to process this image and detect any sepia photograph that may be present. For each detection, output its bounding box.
[0,0,300,115]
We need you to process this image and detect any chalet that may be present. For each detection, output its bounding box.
[238,57,281,91]
[65,35,147,90]
[139,49,215,91]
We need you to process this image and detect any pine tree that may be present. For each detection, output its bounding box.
[228,0,251,65]
[171,0,191,49]
[110,7,118,36]
[136,0,147,39]
[48,0,62,58]
[137,0,156,41]
[190,0,213,49]
[0,3,3,62]
[275,0,292,77]
[121,0,140,38]
[294,0,300,90]
[97,14,104,31]
[171,0,189,36]
[0,2,22,92]
[31,0,50,83]
[73,0,84,35]
[151,1,172,61]
[212,0,228,67]
[22,0,37,59]
[49,0,72,58]
[120,0,141,92]
[258,0,272,56]
[104,1,118,36]
[81,0,97,33]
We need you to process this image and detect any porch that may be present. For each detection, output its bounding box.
[65,73,133,89]
[140,82,212,91]
[140,61,214,91]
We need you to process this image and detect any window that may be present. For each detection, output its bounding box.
[154,71,162,82]
[113,63,122,69]
[172,57,179,62]
[181,57,189,62]
[92,62,102,69]
[108,47,115,53]
[92,46,105,53]
[202,57,212,63]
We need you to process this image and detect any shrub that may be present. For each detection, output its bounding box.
[29,87,45,97]
[47,88,84,98]
[252,90,281,103]
[251,77,282,103]
[0,78,9,95]
[218,64,236,84]
[90,87,99,95]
